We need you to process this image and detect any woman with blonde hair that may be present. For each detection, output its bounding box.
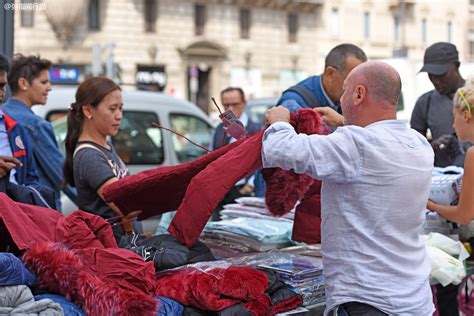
[427,79,474,223]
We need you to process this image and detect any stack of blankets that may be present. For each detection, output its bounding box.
[201,197,294,256]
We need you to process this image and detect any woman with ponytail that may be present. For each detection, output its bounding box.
[64,77,138,241]
[427,79,474,223]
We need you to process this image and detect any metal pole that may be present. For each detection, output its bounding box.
[1,0,15,99]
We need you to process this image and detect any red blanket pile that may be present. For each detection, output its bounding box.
[0,193,157,315]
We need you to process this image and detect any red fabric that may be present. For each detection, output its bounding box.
[55,211,118,249]
[268,294,303,316]
[103,109,327,246]
[169,130,265,247]
[292,181,322,243]
[155,266,269,312]
[0,193,157,314]
[0,194,62,249]
[263,110,326,243]
[263,168,314,216]
[23,242,157,316]
[103,139,243,220]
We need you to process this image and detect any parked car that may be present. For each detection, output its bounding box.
[245,97,277,125]
[33,87,214,232]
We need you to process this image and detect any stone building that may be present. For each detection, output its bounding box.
[13,0,470,113]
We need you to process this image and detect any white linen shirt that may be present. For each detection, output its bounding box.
[262,120,434,316]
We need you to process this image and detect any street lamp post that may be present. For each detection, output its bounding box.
[0,0,14,60]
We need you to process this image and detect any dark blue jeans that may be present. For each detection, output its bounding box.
[337,302,388,316]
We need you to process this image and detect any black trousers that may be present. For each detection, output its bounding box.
[436,283,459,316]
[337,302,388,316]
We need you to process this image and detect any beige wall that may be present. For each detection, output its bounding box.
[13,0,470,112]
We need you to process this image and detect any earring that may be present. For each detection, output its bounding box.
[88,116,92,120]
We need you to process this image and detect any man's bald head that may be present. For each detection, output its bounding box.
[350,61,401,107]
[341,61,400,126]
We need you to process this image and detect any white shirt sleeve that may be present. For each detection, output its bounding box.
[261,122,361,182]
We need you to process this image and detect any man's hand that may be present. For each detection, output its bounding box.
[314,107,344,128]
[265,106,290,126]
[0,156,22,178]
[239,184,254,196]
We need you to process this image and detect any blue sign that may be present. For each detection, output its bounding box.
[50,66,81,84]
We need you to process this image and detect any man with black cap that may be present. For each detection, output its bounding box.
[411,42,464,316]
[411,42,466,167]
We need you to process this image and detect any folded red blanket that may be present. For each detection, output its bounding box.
[155,266,269,313]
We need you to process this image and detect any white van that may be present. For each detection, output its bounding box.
[33,87,214,230]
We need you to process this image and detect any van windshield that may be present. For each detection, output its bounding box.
[169,113,213,163]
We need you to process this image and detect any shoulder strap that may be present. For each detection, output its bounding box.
[73,143,115,170]
[284,85,322,109]
[73,143,106,159]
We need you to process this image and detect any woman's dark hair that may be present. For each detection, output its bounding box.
[8,54,51,94]
[63,77,121,187]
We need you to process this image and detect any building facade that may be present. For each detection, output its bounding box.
[13,0,470,113]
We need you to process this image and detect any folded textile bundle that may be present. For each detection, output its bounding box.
[201,230,291,253]
[155,263,301,315]
[35,294,85,316]
[223,199,295,221]
[204,218,293,244]
[0,285,63,315]
[155,265,269,312]
[0,253,36,287]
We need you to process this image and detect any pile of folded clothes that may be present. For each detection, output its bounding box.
[200,197,294,257]
[221,251,325,307]
[220,197,295,222]
[0,193,303,316]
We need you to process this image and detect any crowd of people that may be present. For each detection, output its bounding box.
[0,40,473,315]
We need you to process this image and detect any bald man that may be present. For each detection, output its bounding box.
[263,61,434,316]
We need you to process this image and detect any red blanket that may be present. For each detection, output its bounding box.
[104,109,328,246]
[155,266,270,314]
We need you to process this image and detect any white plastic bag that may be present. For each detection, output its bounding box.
[422,233,469,286]
[422,232,469,261]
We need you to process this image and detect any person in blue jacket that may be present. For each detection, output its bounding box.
[0,53,38,186]
[3,54,77,210]
[277,43,367,114]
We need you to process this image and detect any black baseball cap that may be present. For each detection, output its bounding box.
[419,42,459,75]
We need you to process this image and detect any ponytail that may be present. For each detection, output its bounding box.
[63,103,84,186]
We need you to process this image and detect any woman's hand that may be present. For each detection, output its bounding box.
[122,210,142,235]
[426,199,437,212]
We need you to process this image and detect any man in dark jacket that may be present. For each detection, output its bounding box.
[210,87,261,220]
[410,42,464,316]
[277,43,367,114]
[411,42,466,167]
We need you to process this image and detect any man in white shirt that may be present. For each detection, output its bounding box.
[263,61,434,316]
